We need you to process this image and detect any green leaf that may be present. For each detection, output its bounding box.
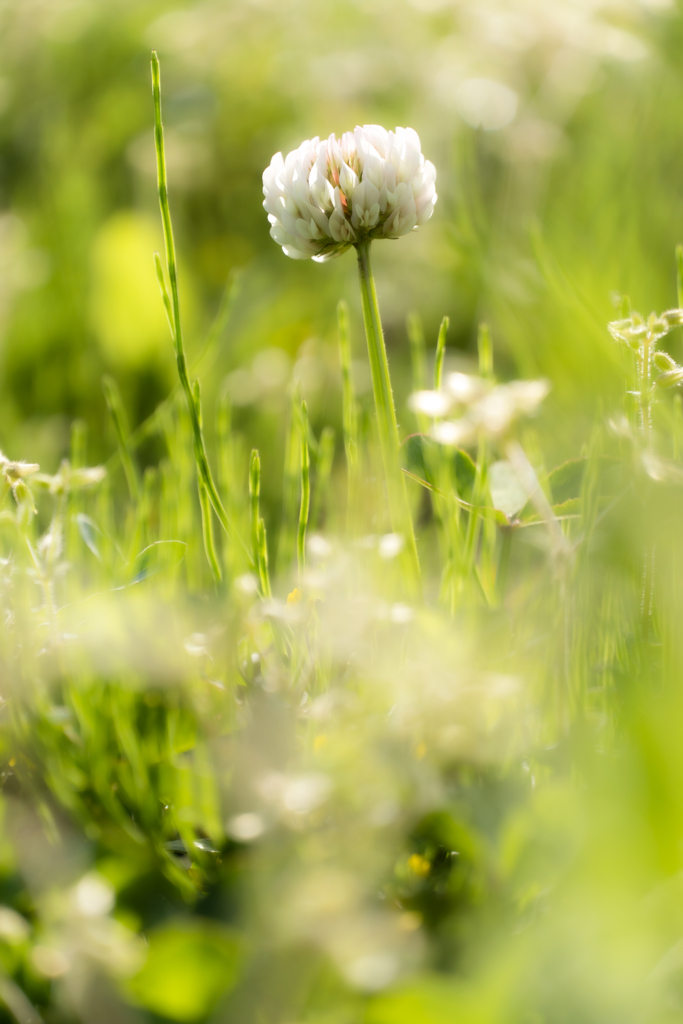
[546,457,586,505]
[126,920,243,1022]
[76,513,102,561]
[123,540,186,585]
[402,436,476,502]
[518,498,582,526]
[488,461,527,518]
[545,455,623,505]
[403,470,510,527]
[453,447,476,501]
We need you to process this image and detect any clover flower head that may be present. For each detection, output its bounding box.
[263,126,437,262]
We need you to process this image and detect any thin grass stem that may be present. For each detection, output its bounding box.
[297,399,310,578]
[278,385,301,574]
[249,449,271,596]
[151,51,231,542]
[193,380,222,584]
[311,425,335,531]
[102,375,140,501]
[434,316,449,391]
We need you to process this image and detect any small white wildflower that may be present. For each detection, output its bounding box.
[227,812,265,842]
[390,603,414,625]
[445,372,489,403]
[73,874,115,918]
[234,572,259,595]
[263,126,437,261]
[378,533,405,559]
[344,952,399,991]
[470,379,549,436]
[0,907,30,944]
[31,946,70,978]
[307,533,333,559]
[407,389,453,417]
[432,419,473,446]
[433,379,549,446]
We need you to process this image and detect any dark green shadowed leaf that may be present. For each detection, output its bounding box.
[402,435,476,502]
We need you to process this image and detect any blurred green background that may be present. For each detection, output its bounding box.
[2,0,683,514]
[5,4,683,1023]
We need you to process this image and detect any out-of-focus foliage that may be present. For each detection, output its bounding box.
[3,1,683,1023]
[0,0,681,487]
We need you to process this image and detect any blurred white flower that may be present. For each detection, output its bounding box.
[430,379,550,446]
[409,374,490,419]
[455,77,518,131]
[408,389,453,417]
[263,126,437,261]
[0,906,30,944]
[378,533,405,559]
[227,812,266,842]
[446,371,490,403]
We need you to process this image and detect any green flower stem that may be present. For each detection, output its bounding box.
[355,239,420,586]
[151,52,231,542]
[297,399,310,578]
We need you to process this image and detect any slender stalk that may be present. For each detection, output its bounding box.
[249,449,261,576]
[355,239,419,587]
[107,269,241,472]
[639,330,654,639]
[257,519,271,598]
[434,316,449,391]
[102,375,140,501]
[193,381,222,584]
[297,399,310,578]
[278,385,301,573]
[249,449,271,597]
[67,419,87,563]
[151,51,231,540]
[496,525,513,605]
[424,314,461,609]
[311,425,335,530]
[478,322,493,379]
[407,312,426,392]
[639,334,653,452]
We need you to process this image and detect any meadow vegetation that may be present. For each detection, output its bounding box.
[2,1,683,1022]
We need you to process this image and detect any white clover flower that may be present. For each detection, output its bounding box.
[263,126,437,261]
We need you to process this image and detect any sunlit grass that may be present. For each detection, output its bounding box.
[3,4,683,1024]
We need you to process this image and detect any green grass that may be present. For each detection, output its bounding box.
[3,3,683,1023]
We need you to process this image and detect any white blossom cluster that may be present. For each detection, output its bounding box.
[409,374,549,446]
[262,126,437,261]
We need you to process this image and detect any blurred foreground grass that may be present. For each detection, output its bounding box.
[3,1,683,1022]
